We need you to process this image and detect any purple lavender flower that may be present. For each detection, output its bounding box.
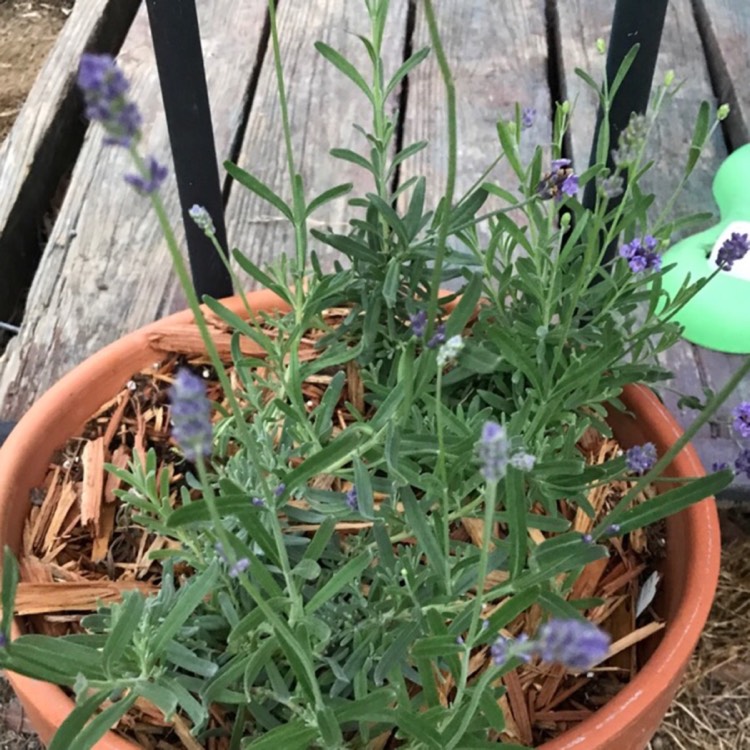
[124,155,168,195]
[426,322,446,350]
[625,442,658,474]
[735,449,750,479]
[456,635,465,646]
[536,619,611,670]
[228,558,250,578]
[0,632,6,648]
[477,421,510,482]
[77,54,142,148]
[716,232,750,272]
[712,461,730,472]
[274,483,286,497]
[169,368,212,461]
[345,486,358,511]
[409,310,428,338]
[605,523,621,536]
[619,236,661,273]
[732,402,750,438]
[521,107,536,130]
[490,636,509,666]
[251,497,265,507]
[551,158,571,172]
[538,158,579,201]
[581,533,594,545]
[509,450,536,472]
[189,205,216,236]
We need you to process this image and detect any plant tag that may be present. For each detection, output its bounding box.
[636,570,661,618]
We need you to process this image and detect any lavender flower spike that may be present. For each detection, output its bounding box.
[345,486,358,511]
[521,107,536,130]
[77,54,142,148]
[625,442,658,474]
[409,310,428,338]
[736,448,750,480]
[169,368,213,461]
[732,401,750,438]
[538,158,579,201]
[228,558,250,578]
[124,155,168,196]
[536,619,611,670]
[716,232,750,272]
[477,421,510,482]
[619,235,661,274]
[189,205,216,236]
[490,636,509,666]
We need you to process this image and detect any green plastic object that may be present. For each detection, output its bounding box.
[659,143,750,354]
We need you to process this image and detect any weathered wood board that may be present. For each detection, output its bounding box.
[399,0,550,201]
[221,0,409,284]
[0,0,268,420]
[0,0,140,325]
[692,0,750,148]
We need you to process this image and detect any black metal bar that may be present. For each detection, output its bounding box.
[0,421,15,448]
[583,0,669,262]
[145,0,232,299]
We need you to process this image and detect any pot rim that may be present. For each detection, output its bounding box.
[0,290,720,749]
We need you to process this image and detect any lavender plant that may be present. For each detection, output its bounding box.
[2,1,750,748]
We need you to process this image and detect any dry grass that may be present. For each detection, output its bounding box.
[649,533,750,749]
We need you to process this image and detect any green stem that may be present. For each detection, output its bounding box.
[423,0,457,332]
[452,481,497,708]
[267,0,307,313]
[435,366,451,585]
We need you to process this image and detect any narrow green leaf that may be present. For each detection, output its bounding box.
[505,467,527,579]
[394,708,444,746]
[316,705,343,746]
[49,690,136,750]
[402,487,445,573]
[446,273,482,338]
[243,718,317,749]
[385,46,431,98]
[329,148,374,173]
[224,161,294,221]
[614,470,730,533]
[151,563,220,654]
[306,552,372,614]
[102,591,144,675]
[477,586,541,644]
[302,517,336,562]
[353,457,375,519]
[411,635,463,659]
[1,547,19,639]
[314,42,374,103]
[306,183,353,217]
[609,44,641,100]
[686,100,711,176]
[283,427,366,495]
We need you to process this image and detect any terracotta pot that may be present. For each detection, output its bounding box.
[0,291,720,749]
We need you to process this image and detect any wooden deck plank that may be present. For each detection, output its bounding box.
[556,0,750,498]
[0,0,139,326]
[691,0,750,149]
[0,0,268,421]
[399,0,550,201]
[222,0,408,278]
